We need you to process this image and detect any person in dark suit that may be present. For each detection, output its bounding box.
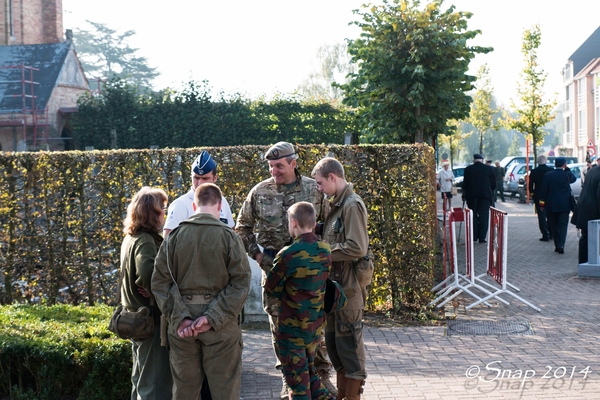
[529,155,554,241]
[462,154,496,243]
[571,165,600,263]
[539,157,576,254]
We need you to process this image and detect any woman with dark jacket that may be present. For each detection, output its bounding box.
[539,157,576,254]
[121,187,172,399]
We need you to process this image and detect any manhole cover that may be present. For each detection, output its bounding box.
[446,320,534,336]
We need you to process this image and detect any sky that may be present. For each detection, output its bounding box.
[62,0,600,106]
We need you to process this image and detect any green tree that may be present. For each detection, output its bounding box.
[503,25,556,166]
[73,21,159,88]
[468,64,499,154]
[439,119,469,168]
[297,42,356,102]
[507,133,521,156]
[338,0,492,143]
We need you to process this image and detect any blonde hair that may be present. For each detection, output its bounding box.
[288,201,316,229]
[123,187,168,235]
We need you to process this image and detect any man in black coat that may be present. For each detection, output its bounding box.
[529,155,554,241]
[539,157,576,254]
[572,165,600,263]
[462,154,496,243]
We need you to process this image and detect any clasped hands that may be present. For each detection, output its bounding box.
[177,316,212,338]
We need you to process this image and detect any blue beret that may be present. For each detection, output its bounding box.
[473,154,484,160]
[191,151,217,176]
[554,157,566,168]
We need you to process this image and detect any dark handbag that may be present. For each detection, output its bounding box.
[108,266,155,341]
[324,278,347,314]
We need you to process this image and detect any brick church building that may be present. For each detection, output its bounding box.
[0,0,89,151]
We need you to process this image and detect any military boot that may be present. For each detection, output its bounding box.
[344,378,364,400]
[319,369,338,397]
[280,375,289,400]
[336,371,347,399]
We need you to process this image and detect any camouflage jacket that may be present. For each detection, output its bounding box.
[264,232,331,347]
[235,171,329,261]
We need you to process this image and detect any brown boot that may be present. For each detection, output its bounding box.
[336,371,347,399]
[344,378,364,400]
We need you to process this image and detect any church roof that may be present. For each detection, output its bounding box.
[0,41,72,113]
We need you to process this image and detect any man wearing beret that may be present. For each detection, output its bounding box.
[462,154,496,243]
[164,150,235,236]
[235,141,334,398]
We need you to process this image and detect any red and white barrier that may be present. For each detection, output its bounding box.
[430,207,497,308]
[468,207,541,311]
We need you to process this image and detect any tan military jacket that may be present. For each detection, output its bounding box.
[152,213,251,333]
[322,183,369,306]
[235,170,329,262]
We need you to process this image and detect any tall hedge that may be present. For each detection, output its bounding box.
[0,144,436,311]
[72,79,356,150]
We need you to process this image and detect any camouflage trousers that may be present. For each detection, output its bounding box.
[278,340,332,400]
[264,289,332,373]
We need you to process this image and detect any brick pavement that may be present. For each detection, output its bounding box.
[240,198,600,399]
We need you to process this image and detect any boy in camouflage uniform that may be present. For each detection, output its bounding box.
[265,202,333,400]
[235,142,334,398]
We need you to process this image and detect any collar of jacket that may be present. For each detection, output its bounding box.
[180,213,224,226]
[269,169,305,190]
[331,183,353,207]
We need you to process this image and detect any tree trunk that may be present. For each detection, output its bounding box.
[479,131,483,154]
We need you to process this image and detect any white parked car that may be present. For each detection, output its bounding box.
[567,163,586,199]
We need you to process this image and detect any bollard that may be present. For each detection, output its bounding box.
[578,219,600,277]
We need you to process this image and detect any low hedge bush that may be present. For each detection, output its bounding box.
[0,304,130,400]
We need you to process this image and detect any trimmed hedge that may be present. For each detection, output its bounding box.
[0,304,130,400]
[0,144,436,311]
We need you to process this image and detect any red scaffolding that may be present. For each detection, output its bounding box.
[0,63,49,149]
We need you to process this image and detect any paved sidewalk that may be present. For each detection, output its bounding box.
[240,198,600,399]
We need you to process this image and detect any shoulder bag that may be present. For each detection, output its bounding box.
[108,266,155,341]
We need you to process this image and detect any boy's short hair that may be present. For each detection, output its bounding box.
[311,157,345,179]
[194,183,222,207]
[288,201,316,229]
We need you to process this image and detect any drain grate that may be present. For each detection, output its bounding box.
[446,320,534,336]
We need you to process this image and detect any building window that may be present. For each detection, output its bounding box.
[579,110,587,143]
[8,0,14,37]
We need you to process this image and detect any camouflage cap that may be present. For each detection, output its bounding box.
[265,142,298,161]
